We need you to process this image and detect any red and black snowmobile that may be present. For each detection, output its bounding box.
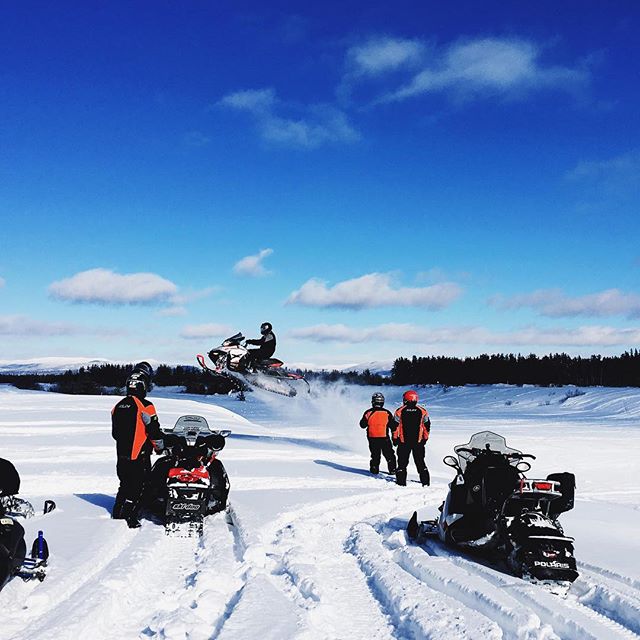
[147,415,230,537]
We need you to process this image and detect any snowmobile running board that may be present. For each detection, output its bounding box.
[407,511,438,541]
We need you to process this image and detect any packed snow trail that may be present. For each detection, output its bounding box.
[1,383,640,639]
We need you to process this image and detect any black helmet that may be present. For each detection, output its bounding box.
[126,371,148,399]
[260,322,272,335]
[371,392,385,408]
[132,361,154,380]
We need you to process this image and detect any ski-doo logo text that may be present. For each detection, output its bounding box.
[534,560,570,569]
[172,503,201,511]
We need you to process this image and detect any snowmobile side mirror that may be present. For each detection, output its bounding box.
[516,461,531,472]
[443,455,459,469]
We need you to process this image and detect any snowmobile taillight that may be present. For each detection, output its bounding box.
[533,482,553,491]
[168,468,209,484]
[542,549,559,558]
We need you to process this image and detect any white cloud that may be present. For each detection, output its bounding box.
[569,149,640,181]
[219,88,276,112]
[170,287,220,306]
[378,37,588,103]
[347,36,425,76]
[49,268,178,305]
[287,273,462,309]
[0,314,123,337]
[180,323,234,339]
[290,322,640,348]
[233,249,274,277]
[218,88,359,149]
[491,288,640,319]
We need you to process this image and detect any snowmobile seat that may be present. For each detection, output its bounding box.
[0,459,20,499]
[481,466,520,510]
[546,472,575,516]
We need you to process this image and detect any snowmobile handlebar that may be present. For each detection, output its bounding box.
[455,447,535,460]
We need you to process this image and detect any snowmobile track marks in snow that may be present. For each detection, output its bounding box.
[419,538,639,640]
[393,542,556,639]
[253,489,438,640]
[350,523,503,640]
[142,509,246,640]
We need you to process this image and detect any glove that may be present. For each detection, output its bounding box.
[392,438,399,446]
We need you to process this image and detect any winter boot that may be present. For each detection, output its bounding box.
[369,465,379,475]
[419,469,431,487]
[126,516,141,529]
[396,470,407,486]
[387,460,397,474]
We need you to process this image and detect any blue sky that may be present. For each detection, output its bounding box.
[1,1,639,366]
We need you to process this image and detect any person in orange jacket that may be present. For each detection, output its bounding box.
[393,389,430,486]
[111,362,164,528]
[359,392,397,475]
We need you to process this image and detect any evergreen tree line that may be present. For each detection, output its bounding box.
[1,350,638,394]
[0,363,237,395]
[390,350,640,387]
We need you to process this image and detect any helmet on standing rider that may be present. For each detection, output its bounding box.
[126,372,148,399]
[403,390,419,405]
[371,392,385,408]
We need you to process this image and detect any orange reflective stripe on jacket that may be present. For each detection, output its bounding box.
[130,396,158,460]
[363,408,391,438]
[393,404,430,444]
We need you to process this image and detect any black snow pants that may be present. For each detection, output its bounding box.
[368,437,397,474]
[113,455,151,520]
[396,442,430,486]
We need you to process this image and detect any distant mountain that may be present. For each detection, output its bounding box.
[290,360,394,376]
[0,357,164,374]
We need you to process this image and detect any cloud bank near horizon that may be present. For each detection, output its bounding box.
[287,273,462,309]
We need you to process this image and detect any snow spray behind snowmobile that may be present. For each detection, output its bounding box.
[147,416,230,537]
[407,431,578,583]
[1,458,54,589]
[197,332,309,397]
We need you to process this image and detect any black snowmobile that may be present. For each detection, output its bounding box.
[407,431,578,584]
[147,415,231,537]
[197,332,309,397]
[1,458,53,590]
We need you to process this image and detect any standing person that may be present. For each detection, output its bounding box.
[359,392,397,475]
[244,322,276,370]
[393,390,431,487]
[111,362,164,528]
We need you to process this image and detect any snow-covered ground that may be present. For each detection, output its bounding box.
[1,382,640,639]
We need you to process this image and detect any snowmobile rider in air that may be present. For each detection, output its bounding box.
[393,390,431,487]
[244,322,276,371]
[359,393,397,475]
[111,362,164,528]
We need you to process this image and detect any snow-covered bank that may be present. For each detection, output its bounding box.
[1,383,639,639]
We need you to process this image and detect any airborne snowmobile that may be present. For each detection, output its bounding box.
[147,415,231,537]
[1,458,54,590]
[407,431,578,584]
[197,332,309,397]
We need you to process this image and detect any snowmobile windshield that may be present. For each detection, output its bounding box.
[454,431,522,473]
[222,333,245,346]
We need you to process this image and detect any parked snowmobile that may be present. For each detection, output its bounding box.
[197,332,309,397]
[147,415,231,537]
[1,458,53,590]
[407,431,578,584]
